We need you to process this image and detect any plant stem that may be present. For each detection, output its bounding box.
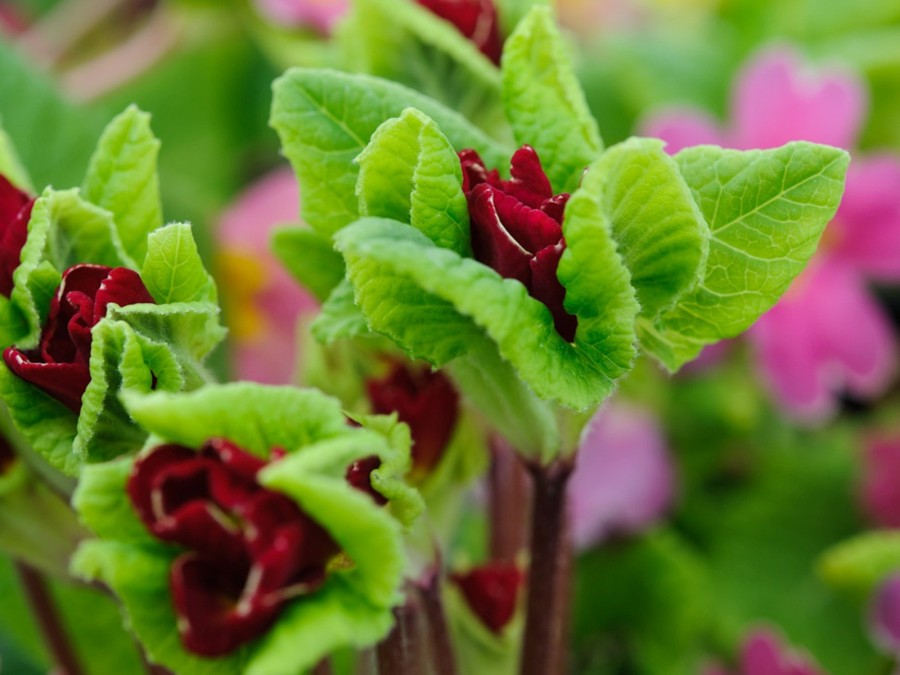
[15,562,84,675]
[311,658,334,675]
[417,573,458,675]
[520,459,573,675]
[376,600,425,675]
[488,435,531,562]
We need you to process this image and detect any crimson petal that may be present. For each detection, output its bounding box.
[530,243,577,342]
[468,184,532,285]
[2,347,91,412]
[417,0,502,64]
[451,563,525,634]
[491,189,563,254]
[127,444,198,528]
[39,265,111,364]
[0,175,34,298]
[92,267,155,322]
[504,146,554,208]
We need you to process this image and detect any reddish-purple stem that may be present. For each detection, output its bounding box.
[489,436,531,562]
[376,601,425,675]
[417,574,458,675]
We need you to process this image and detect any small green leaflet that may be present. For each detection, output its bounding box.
[82,106,163,264]
[141,223,217,305]
[638,142,850,370]
[501,6,603,193]
[819,531,900,599]
[337,0,507,137]
[357,108,470,256]
[270,68,512,238]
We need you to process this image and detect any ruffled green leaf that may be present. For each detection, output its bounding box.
[271,226,345,303]
[122,383,350,456]
[9,188,133,346]
[82,106,162,263]
[639,142,849,370]
[586,137,708,319]
[357,108,470,256]
[337,0,506,136]
[0,123,32,192]
[270,68,511,238]
[335,218,635,413]
[140,223,217,305]
[313,279,370,344]
[819,531,900,599]
[501,6,602,192]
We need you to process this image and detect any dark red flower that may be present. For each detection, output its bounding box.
[346,455,388,505]
[0,174,35,298]
[451,562,524,634]
[127,439,342,657]
[460,146,578,341]
[417,0,502,64]
[2,264,155,412]
[366,361,459,480]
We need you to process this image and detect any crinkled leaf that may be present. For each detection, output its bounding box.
[337,0,507,137]
[640,142,850,370]
[0,123,32,192]
[10,188,133,346]
[75,320,182,465]
[313,279,370,343]
[271,226,345,303]
[501,6,602,193]
[71,540,250,675]
[140,223,217,305]
[336,218,635,412]
[587,137,708,319]
[819,531,900,600]
[270,68,511,238]
[357,108,470,256]
[82,106,162,263]
[122,383,350,457]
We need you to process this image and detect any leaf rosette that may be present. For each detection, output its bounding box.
[0,108,225,475]
[272,7,848,459]
[71,383,422,675]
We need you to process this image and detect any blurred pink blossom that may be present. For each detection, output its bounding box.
[254,0,349,34]
[859,434,900,528]
[704,629,823,675]
[568,400,674,550]
[871,574,900,656]
[642,46,900,423]
[216,167,316,384]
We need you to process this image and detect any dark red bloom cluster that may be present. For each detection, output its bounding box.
[460,146,578,341]
[451,562,525,634]
[366,361,459,480]
[417,0,502,64]
[127,439,341,657]
[3,264,155,412]
[0,174,35,298]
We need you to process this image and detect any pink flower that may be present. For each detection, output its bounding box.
[871,574,900,656]
[705,629,823,675]
[642,46,900,423]
[568,400,674,550]
[859,434,900,528]
[253,0,349,34]
[216,167,317,385]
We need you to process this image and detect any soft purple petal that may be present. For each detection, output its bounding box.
[253,0,349,33]
[859,435,900,528]
[740,630,822,675]
[216,167,317,384]
[830,155,900,281]
[749,258,896,424]
[871,574,900,655]
[638,107,728,154]
[569,400,674,550]
[731,46,867,150]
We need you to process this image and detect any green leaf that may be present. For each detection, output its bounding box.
[819,531,900,600]
[271,226,345,303]
[586,137,708,319]
[501,6,603,192]
[0,123,33,191]
[10,188,133,346]
[82,105,163,263]
[140,223,217,305]
[335,218,635,413]
[122,383,351,456]
[337,0,507,137]
[639,142,850,370]
[270,68,512,238]
[312,279,370,344]
[357,108,470,256]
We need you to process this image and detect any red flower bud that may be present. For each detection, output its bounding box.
[3,264,155,412]
[0,174,35,298]
[127,439,341,657]
[366,362,459,480]
[460,146,577,341]
[417,0,502,64]
[451,562,524,634]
